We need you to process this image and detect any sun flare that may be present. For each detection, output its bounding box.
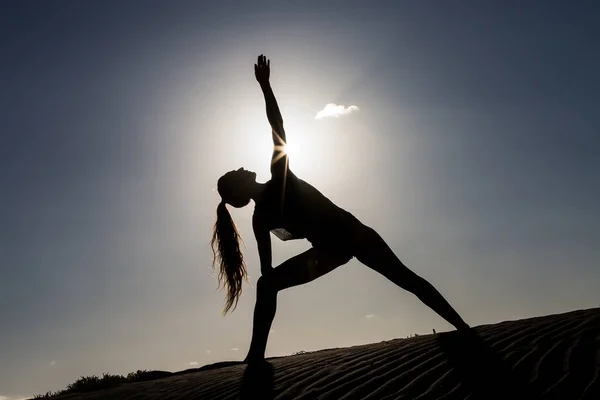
[241,109,337,183]
[282,141,299,162]
[271,137,306,170]
[280,130,318,176]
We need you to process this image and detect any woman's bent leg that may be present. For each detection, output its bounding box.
[245,248,352,362]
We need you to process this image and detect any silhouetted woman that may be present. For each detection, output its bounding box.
[212,55,470,363]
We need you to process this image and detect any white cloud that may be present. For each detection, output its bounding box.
[365,314,376,319]
[50,360,57,366]
[230,347,239,351]
[205,349,211,354]
[315,103,359,119]
[0,396,8,400]
[188,361,199,366]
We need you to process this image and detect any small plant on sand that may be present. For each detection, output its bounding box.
[33,391,59,399]
[33,369,152,398]
[66,373,127,392]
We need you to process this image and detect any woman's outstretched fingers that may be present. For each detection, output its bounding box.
[255,54,270,84]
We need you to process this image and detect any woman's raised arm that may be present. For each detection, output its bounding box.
[255,54,288,176]
[256,55,286,140]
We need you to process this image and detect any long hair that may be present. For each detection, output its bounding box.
[211,201,248,314]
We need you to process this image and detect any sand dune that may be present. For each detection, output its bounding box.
[45,308,600,399]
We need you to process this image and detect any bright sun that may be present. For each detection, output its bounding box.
[281,131,316,175]
[282,141,299,162]
[243,111,333,181]
[276,114,338,179]
[270,139,303,170]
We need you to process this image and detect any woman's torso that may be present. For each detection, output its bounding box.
[254,171,359,252]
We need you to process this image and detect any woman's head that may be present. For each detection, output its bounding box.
[217,167,257,208]
[210,167,255,314]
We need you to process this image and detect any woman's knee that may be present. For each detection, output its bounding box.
[256,274,278,294]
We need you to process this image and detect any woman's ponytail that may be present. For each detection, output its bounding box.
[211,201,248,314]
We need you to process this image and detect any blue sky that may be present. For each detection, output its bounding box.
[1,1,599,397]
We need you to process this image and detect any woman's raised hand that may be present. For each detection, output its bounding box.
[254,54,270,84]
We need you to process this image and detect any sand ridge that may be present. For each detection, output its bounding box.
[44,308,600,399]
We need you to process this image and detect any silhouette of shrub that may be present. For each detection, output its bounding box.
[66,372,127,392]
[33,369,160,398]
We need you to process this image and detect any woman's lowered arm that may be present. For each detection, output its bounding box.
[253,213,273,276]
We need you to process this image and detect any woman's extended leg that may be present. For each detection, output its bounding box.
[244,248,352,362]
[352,224,470,331]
